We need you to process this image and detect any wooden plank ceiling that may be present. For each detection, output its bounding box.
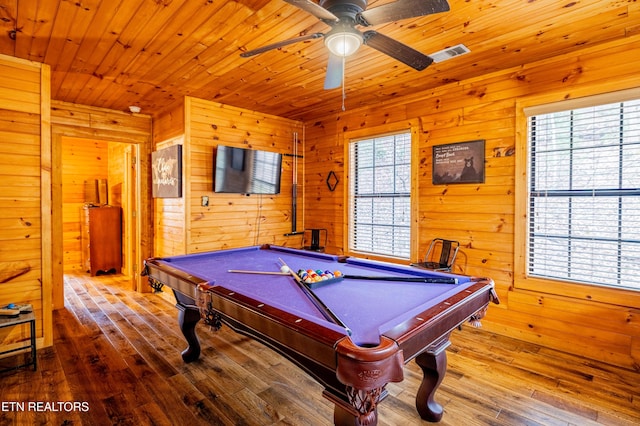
[1,0,639,122]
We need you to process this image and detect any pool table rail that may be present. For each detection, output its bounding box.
[143,258,210,300]
[385,278,498,360]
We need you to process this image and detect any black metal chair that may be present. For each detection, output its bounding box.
[303,228,327,252]
[411,238,460,272]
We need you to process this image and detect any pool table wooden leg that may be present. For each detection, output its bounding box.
[414,338,451,422]
[177,303,201,363]
[331,392,380,426]
[334,407,373,426]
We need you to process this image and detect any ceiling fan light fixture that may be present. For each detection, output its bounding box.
[324,30,363,57]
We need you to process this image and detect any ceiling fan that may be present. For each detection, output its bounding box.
[240,0,450,89]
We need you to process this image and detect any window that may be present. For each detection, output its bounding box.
[348,132,412,258]
[526,98,640,291]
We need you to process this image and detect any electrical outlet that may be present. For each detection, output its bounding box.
[202,196,209,207]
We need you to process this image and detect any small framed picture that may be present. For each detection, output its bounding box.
[152,145,182,198]
[432,140,485,184]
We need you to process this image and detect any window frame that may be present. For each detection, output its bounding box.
[342,124,419,263]
[515,88,640,305]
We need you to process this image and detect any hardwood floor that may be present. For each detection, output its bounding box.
[1,273,638,425]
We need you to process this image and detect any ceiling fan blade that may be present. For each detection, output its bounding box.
[324,53,344,90]
[363,31,433,70]
[358,0,450,26]
[283,0,339,22]
[240,33,324,57]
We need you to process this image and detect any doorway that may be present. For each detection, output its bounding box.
[59,137,140,288]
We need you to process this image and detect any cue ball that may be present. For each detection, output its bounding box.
[280,265,290,273]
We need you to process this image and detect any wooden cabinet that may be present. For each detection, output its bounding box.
[81,206,122,276]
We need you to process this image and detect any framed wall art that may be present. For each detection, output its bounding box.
[432,140,485,185]
[152,145,182,198]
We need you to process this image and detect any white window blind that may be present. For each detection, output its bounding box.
[348,132,411,258]
[527,99,640,291]
[251,150,280,193]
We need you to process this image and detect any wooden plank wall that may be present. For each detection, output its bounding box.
[153,134,186,258]
[152,104,186,258]
[302,36,640,370]
[108,143,127,208]
[152,103,184,143]
[0,54,51,348]
[107,143,128,274]
[60,138,109,272]
[151,98,304,307]
[153,97,305,256]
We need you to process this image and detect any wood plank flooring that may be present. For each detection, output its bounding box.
[1,273,638,425]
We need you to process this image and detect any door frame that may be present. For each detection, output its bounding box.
[123,144,141,290]
[51,102,153,309]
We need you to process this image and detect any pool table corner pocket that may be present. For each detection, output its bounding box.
[335,336,404,426]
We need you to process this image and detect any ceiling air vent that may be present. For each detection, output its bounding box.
[430,44,470,63]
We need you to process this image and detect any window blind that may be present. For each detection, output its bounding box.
[349,132,411,258]
[527,99,640,290]
[251,150,280,193]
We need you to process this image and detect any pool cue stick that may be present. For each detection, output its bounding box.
[343,275,458,284]
[292,132,297,232]
[228,269,290,275]
[277,258,352,336]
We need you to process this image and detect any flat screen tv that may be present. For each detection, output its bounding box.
[214,145,283,194]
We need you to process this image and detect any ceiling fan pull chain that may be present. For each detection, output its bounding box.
[341,57,345,111]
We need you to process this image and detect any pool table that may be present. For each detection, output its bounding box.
[143,245,498,425]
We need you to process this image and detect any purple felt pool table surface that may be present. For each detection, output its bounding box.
[156,245,478,346]
[143,245,498,426]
